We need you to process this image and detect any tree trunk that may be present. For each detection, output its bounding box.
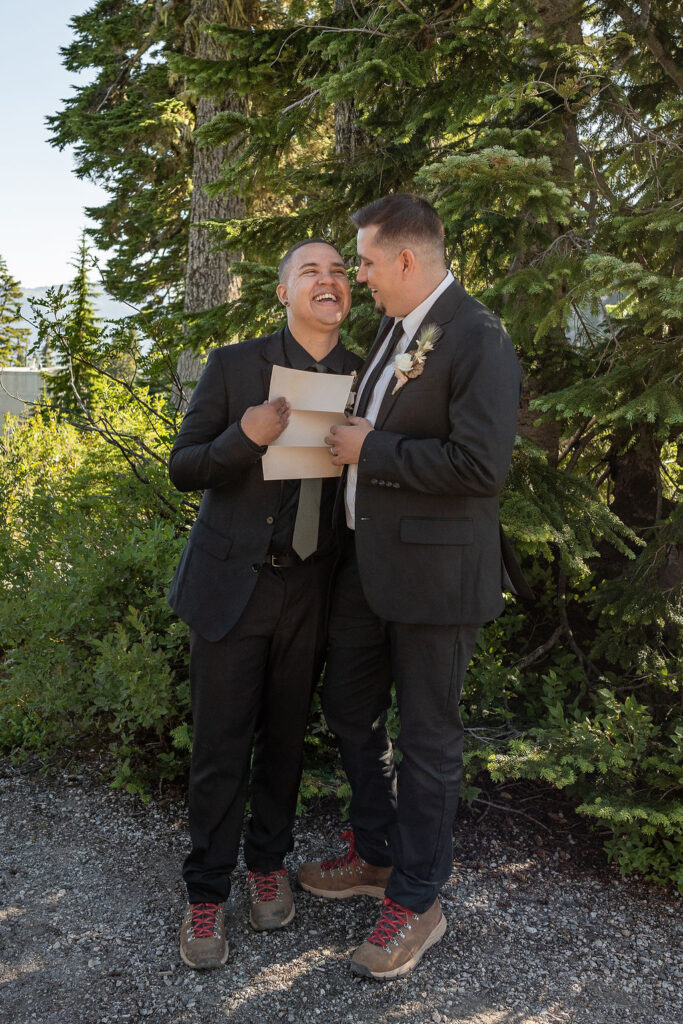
[176,0,248,405]
[333,0,370,159]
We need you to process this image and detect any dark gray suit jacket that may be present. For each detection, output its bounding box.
[353,279,526,625]
[168,329,362,642]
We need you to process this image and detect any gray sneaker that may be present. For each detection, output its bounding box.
[247,869,295,931]
[179,902,229,969]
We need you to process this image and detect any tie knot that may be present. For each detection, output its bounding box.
[389,319,404,347]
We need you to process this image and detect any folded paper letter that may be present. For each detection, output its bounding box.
[262,364,355,480]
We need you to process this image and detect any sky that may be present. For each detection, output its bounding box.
[1,2,109,289]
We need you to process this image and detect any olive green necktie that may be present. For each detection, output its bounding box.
[291,362,327,560]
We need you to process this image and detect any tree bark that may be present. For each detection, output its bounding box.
[176,0,248,404]
[333,0,370,159]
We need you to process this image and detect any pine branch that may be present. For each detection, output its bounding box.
[610,0,683,92]
[515,626,563,670]
[557,571,601,681]
[95,0,183,113]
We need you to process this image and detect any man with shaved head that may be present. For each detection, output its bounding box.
[168,240,361,969]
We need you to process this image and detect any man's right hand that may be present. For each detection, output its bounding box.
[241,398,291,446]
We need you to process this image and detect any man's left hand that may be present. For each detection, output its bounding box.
[325,417,374,466]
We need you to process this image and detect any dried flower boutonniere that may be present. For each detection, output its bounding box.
[392,323,442,395]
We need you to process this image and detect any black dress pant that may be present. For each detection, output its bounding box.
[323,536,480,914]
[183,556,333,903]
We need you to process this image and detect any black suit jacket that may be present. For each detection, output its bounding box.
[168,329,362,642]
[353,279,525,625]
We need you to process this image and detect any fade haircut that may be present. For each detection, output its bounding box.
[351,194,445,263]
[278,238,339,283]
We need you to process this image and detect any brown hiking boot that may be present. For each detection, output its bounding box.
[297,830,392,899]
[351,896,446,980]
[179,902,229,969]
[247,868,295,931]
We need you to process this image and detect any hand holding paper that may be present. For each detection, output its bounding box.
[262,364,356,480]
[241,397,291,446]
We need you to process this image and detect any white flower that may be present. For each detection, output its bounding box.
[394,352,414,372]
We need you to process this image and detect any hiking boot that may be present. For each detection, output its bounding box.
[350,896,446,980]
[179,902,229,969]
[247,869,295,931]
[297,830,392,899]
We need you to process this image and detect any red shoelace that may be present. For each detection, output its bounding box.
[247,868,286,902]
[366,897,412,948]
[320,829,358,871]
[189,902,220,938]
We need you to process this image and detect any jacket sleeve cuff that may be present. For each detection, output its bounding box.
[209,421,265,469]
[358,429,402,481]
[236,420,267,456]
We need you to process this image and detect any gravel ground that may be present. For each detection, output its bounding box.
[0,758,680,1024]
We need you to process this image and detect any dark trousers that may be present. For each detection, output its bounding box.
[183,556,333,903]
[322,536,480,913]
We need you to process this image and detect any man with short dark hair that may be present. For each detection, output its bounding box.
[298,195,527,980]
[168,240,361,969]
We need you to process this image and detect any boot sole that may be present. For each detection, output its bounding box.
[350,912,447,981]
[249,902,296,931]
[179,941,230,970]
[298,880,386,899]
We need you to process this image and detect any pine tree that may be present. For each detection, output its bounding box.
[47,0,194,310]
[40,233,105,417]
[0,257,31,366]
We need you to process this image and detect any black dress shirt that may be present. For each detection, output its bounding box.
[239,327,347,559]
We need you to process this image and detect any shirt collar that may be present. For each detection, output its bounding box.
[284,326,345,372]
[396,270,455,342]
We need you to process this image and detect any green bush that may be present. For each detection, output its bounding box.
[1,403,680,887]
[0,406,190,796]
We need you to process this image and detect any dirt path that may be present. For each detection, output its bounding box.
[0,759,680,1024]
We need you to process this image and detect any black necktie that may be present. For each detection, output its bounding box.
[355,319,405,418]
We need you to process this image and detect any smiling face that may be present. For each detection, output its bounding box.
[276,242,351,336]
[355,226,411,317]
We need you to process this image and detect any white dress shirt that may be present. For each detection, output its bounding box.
[345,270,454,528]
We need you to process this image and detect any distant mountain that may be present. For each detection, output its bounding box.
[19,284,133,352]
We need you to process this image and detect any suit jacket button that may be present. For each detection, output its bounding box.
[393,482,400,488]
[370,478,378,485]
[266,515,274,524]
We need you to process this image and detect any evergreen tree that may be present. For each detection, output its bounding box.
[47,0,194,310]
[0,257,31,366]
[38,233,105,417]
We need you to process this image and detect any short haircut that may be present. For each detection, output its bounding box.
[278,238,339,282]
[351,194,445,260]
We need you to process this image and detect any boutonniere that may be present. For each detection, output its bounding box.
[392,323,442,395]
[345,370,358,415]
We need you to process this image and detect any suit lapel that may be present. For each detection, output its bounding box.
[373,280,467,429]
[353,316,394,396]
[259,329,287,394]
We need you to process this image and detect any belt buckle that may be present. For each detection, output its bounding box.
[269,554,285,568]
